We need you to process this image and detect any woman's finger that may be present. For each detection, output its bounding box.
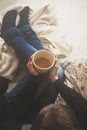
[27,57,39,76]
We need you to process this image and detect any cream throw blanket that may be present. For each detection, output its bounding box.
[0,4,72,90]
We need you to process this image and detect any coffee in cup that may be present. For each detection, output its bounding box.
[32,50,55,73]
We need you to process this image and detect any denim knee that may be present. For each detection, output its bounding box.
[2,27,23,44]
[21,25,37,41]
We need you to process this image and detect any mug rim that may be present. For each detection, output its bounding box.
[32,50,55,71]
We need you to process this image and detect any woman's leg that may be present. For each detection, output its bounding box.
[21,24,44,50]
[4,74,30,103]
[3,27,38,64]
[1,9,44,64]
[2,27,37,64]
[18,6,44,50]
[2,74,37,123]
[1,10,35,64]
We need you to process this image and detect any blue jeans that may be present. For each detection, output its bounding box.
[2,23,65,100]
[3,25,44,64]
[2,23,64,101]
[5,74,30,103]
[3,24,64,78]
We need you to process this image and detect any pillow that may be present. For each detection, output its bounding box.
[61,57,87,101]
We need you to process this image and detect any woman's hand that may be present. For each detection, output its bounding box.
[27,54,59,82]
[27,56,39,76]
[49,58,59,83]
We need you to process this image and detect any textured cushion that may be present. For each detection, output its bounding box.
[61,57,87,101]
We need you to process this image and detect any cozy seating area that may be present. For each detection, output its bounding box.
[0,0,87,130]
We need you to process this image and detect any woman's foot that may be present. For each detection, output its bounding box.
[18,6,30,29]
[1,10,17,37]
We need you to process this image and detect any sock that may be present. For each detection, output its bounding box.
[18,6,30,29]
[1,10,17,37]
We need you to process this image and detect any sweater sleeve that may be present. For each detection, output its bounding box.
[53,79,87,116]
